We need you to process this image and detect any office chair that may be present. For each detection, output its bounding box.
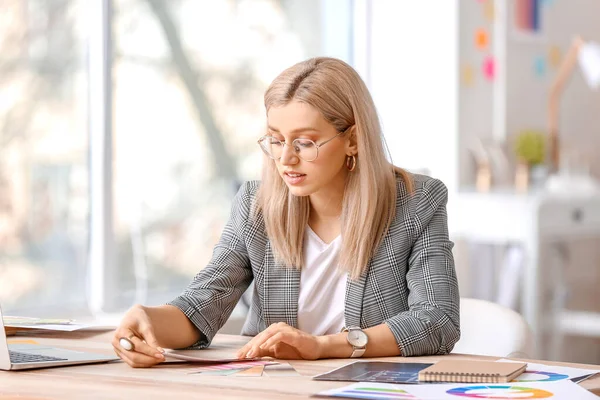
[453,297,533,358]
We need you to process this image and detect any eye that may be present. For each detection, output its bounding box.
[294,139,315,149]
[266,136,283,146]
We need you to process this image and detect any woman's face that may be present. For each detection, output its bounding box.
[266,100,350,198]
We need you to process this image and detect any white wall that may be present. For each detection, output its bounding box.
[458,0,495,186]
[366,0,459,197]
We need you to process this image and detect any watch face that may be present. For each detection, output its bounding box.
[347,329,368,347]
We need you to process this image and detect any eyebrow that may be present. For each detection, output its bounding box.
[267,126,319,134]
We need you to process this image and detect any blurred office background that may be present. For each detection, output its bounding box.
[1,0,599,364]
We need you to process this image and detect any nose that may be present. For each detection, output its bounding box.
[279,143,299,166]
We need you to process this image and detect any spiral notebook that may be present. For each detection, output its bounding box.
[418,360,527,383]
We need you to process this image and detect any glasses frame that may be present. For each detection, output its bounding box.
[257,130,345,162]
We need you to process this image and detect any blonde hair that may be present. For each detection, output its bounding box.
[257,57,413,279]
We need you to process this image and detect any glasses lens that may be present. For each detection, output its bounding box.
[259,136,283,159]
[293,139,317,161]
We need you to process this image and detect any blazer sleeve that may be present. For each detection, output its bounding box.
[384,178,461,356]
[167,182,255,349]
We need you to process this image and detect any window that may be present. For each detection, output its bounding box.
[0,0,90,316]
[106,0,355,311]
[0,0,360,317]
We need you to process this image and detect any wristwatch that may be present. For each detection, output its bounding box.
[342,326,368,358]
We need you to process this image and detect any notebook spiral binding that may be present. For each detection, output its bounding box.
[423,371,502,383]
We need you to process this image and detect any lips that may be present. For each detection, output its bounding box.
[283,171,306,185]
[285,172,305,178]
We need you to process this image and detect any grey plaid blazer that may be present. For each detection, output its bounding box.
[168,174,460,356]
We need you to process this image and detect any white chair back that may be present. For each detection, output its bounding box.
[453,298,533,358]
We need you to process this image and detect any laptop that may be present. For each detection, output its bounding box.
[0,304,119,370]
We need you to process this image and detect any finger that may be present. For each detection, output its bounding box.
[112,331,162,368]
[236,323,281,358]
[272,342,296,360]
[260,331,301,352]
[125,347,164,367]
[255,341,295,360]
[114,348,144,368]
[236,327,274,358]
[236,323,288,358]
[112,326,162,360]
[112,332,129,351]
[113,345,161,368]
[245,325,294,358]
[114,347,136,366]
[248,344,275,359]
[113,348,124,361]
[128,336,164,360]
[138,327,164,353]
[112,327,137,350]
[113,346,138,367]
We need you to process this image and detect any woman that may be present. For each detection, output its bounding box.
[112,57,460,368]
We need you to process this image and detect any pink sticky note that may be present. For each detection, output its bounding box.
[483,56,495,81]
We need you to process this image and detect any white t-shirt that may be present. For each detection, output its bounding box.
[297,226,347,336]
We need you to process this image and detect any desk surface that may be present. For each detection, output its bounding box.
[2,332,600,399]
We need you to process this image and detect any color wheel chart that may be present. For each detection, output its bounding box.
[316,381,600,399]
[513,371,569,382]
[496,358,600,383]
[446,385,553,399]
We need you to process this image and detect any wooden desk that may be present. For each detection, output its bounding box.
[2,332,600,399]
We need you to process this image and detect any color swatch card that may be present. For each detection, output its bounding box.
[313,380,599,399]
[497,358,600,383]
[264,362,301,377]
[194,368,247,376]
[188,360,277,375]
[235,365,265,377]
[165,349,261,363]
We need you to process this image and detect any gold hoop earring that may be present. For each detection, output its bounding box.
[346,155,357,172]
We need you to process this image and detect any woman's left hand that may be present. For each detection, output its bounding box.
[236,322,326,360]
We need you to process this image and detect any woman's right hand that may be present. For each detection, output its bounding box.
[112,304,166,368]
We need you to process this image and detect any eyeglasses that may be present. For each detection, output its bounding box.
[257,130,345,162]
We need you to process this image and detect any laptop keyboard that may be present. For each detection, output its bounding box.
[9,350,68,364]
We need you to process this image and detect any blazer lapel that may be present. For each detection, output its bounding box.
[262,241,300,328]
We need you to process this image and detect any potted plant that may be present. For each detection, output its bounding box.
[514,130,547,188]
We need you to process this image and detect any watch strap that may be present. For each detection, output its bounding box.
[350,347,366,358]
